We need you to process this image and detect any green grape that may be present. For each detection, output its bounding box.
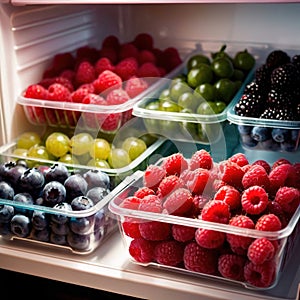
[89,138,111,160]
[87,158,111,169]
[122,137,147,161]
[108,148,131,169]
[45,132,71,158]
[16,132,41,149]
[12,148,28,157]
[58,153,80,165]
[26,145,50,167]
[70,132,93,156]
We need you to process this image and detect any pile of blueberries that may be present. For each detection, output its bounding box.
[0,160,117,252]
[238,125,300,152]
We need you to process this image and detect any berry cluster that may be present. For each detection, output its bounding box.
[0,161,116,252]
[118,151,300,288]
[23,33,182,132]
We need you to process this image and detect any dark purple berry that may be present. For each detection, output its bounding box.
[0,181,14,200]
[86,187,109,205]
[45,163,70,184]
[51,202,72,224]
[10,214,31,237]
[64,173,88,202]
[42,181,66,207]
[0,205,14,222]
[82,169,110,190]
[32,210,49,230]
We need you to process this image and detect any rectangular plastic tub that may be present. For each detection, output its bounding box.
[108,157,300,290]
[132,41,268,144]
[16,36,195,135]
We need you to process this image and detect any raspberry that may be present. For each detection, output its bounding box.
[195,228,225,249]
[93,70,122,95]
[161,47,182,72]
[47,83,71,101]
[40,76,74,92]
[244,261,276,288]
[139,194,162,213]
[218,161,244,190]
[102,35,120,50]
[185,168,210,195]
[75,61,96,86]
[183,241,218,275]
[137,62,161,78]
[241,186,269,215]
[94,57,115,76]
[124,76,149,98]
[115,57,138,81]
[274,186,300,215]
[81,93,106,105]
[24,84,48,99]
[190,194,209,217]
[154,240,184,267]
[189,149,213,170]
[163,188,193,216]
[59,70,75,84]
[242,164,270,191]
[213,185,241,210]
[218,254,246,281]
[118,43,139,60]
[269,163,298,195]
[247,237,275,265]
[76,45,99,64]
[255,213,282,231]
[99,113,121,132]
[171,224,196,243]
[71,85,95,103]
[200,200,230,224]
[161,153,188,176]
[228,153,249,167]
[106,88,130,105]
[129,238,155,263]
[226,215,255,254]
[272,158,291,170]
[134,187,155,199]
[252,160,271,174]
[122,217,141,238]
[143,164,166,190]
[139,221,171,241]
[133,33,154,50]
[137,50,156,65]
[157,175,184,198]
[52,52,75,73]
[99,47,118,64]
[120,196,142,210]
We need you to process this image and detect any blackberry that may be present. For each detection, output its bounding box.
[260,107,295,120]
[270,63,298,91]
[291,54,300,67]
[266,50,290,69]
[244,80,268,99]
[267,89,293,108]
[254,64,271,89]
[234,93,264,117]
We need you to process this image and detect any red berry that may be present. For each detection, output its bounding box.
[137,62,161,78]
[134,187,155,199]
[139,194,162,213]
[242,164,270,191]
[247,237,275,265]
[99,113,121,132]
[118,43,139,60]
[143,164,166,190]
[75,61,96,86]
[252,160,271,174]
[172,224,196,243]
[99,47,118,64]
[154,240,184,267]
[124,76,149,98]
[24,84,48,99]
[274,186,300,215]
[102,35,120,50]
[47,83,71,102]
[93,70,122,95]
[200,200,230,224]
[71,85,95,103]
[185,168,210,195]
[129,238,155,263]
[161,153,188,176]
[163,188,193,216]
[106,88,130,105]
[95,57,115,76]
[218,254,246,281]
[183,241,218,275]
[255,213,282,231]
[157,174,184,198]
[120,196,142,210]
[218,161,245,190]
[195,228,225,249]
[272,158,291,170]
[138,50,157,65]
[228,152,249,167]
[189,149,213,170]
[133,33,154,50]
[122,217,141,238]
[213,185,241,210]
[115,57,138,81]
[241,186,269,215]
[139,221,171,241]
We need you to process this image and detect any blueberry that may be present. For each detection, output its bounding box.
[51,202,72,224]
[71,195,94,211]
[259,139,280,151]
[6,164,27,191]
[0,222,11,235]
[45,163,70,184]
[237,125,253,135]
[42,181,66,207]
[0,161,17,181]
[13,192,34,216]
[281,140,297,152]
[82,169,110,190]
[86,187,109,205]
[50,221,69,235]
[69,216,94,235]
[271,128,290,143]
[241,135,258,148]
[50,232,67,245]
[0,181,14,200]
[291,129,300,142]
[94,209,106,231]
[64,174,88,202]
[0,205,15,222]
[31,227,50,242]
[251,126,271,142]
[31,210,49,230]
[10,214,31,237]
[67,231,91,251]
[19,168,45,198]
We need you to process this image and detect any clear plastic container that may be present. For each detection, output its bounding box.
[108,158,300,290]
[132,41,268,144]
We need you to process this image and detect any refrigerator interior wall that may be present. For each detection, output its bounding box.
[1,2,300,143]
